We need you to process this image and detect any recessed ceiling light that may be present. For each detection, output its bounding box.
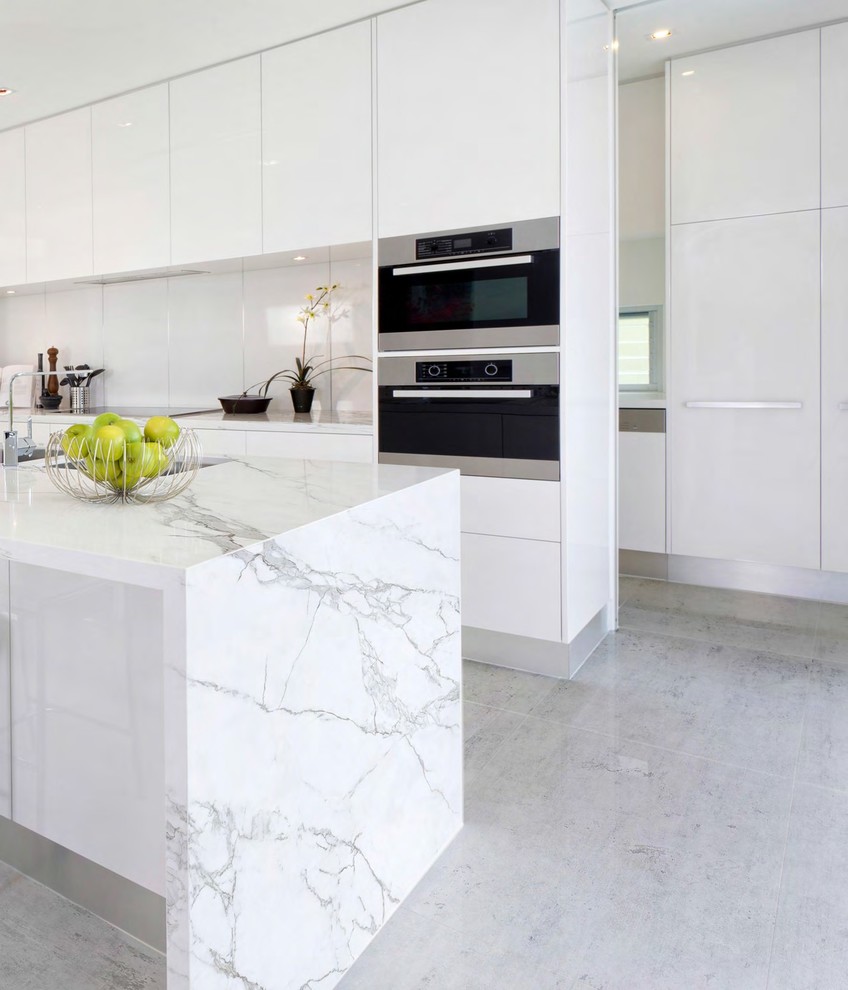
[682,69,695,76]
[650,29,672,41]
[0,88,15,97]
[602,40,620,53]
[5,290,15,295]
[264,159,280,166]
[117,121,133,128]
[293,255,307,261]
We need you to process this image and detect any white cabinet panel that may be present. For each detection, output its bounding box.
[0,129,26,286]
[194,428,246,457]
[670,31,820,225]
[245,430,373,463]
[822,23,848,209]
[619,430,666,554]
[26,109,93,282]
[377,0,560,236]
[670,212,820,569]
[462,532,561,642]
[0,561,8,819]
[170,57,262,264]
[10,564,165,894]
[461,476,560,542]
[262,23,372,252]
[822,208,848,571]
[92,85,170,274]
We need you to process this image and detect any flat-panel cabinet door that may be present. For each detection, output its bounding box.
[92,85,170,273]
[619,430,666,554]
[377,0,560,237]
[262,22,372,252]
[26,108,94,282]
[0,129,26,286]
[670,211,820,569]
[244,431,373,463]
[670,31,820,225]
[0,560,9,819]
[170,57,262,264]
[822,23,848,209]
[822,208,848,571]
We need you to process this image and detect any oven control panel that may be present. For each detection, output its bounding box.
[415,359,513,383]
[415,227,513,259]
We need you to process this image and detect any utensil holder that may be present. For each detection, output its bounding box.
[69,387,90,414]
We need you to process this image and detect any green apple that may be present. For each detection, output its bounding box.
[140,441,169,478]
[61,423,92,459]
[144,416,180,448]
[85,455,122,487]
[92,412,122,431]
[116,418,143,445]
[92,424,126,462]
[122,458,143,488]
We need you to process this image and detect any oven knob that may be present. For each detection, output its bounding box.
[486,235,498,246]
[427,364,442,377]
[484,363,498,376]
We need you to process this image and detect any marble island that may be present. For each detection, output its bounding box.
[0,456,462,990]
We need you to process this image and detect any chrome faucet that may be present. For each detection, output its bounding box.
[3,371,44,467]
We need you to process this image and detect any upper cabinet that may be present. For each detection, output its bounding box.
[92,85,171,274]
[822,23,848,209]
[376,0,560,237]
[670,31,820,225]
[26,108,94,283]
[0,129,26,286]
[262,22,372,252]
[170,56,262,264]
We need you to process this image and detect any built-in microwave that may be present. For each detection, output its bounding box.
[378,217,560,351]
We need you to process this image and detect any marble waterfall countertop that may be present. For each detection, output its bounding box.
[0,457,445,582]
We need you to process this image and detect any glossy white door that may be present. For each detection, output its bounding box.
[170,56,262,264]
[244,430,373,463]
[0,129,26,286]
[822,23,848,209]
[670,212,820,569]
[26,108,94,282]
[670,31,820,225]
[92,85,170,273]
[619,430,666,554]
[460,476,560,542]
[0,560,9,819]
[376,0,560,237]
[262,22,372,252]
[822,208,848,572]
[10,564,165,894]
[462,532,561,642]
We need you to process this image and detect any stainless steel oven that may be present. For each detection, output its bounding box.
[378,217,559,351]
[378,352,559,480]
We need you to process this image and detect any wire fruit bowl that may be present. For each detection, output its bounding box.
[44,428,203,504]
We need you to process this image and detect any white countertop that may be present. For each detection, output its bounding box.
[21,407,374,435]
[0,457,449,581]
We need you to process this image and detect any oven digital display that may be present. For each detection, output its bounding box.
[406,277,528,325]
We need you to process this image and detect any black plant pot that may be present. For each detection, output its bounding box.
[290,386,315,414]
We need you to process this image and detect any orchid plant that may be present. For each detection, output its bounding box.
[243,283,372,397]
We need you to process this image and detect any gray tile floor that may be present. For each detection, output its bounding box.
[2,576,847,989]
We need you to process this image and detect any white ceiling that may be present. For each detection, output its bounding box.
[0,0,421,130]
[616,0,848,82]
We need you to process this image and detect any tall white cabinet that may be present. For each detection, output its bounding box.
[822,22,848,209]
[0,129,26,286]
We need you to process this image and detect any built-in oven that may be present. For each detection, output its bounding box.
[378,217,559,351]
[378,352,559,480]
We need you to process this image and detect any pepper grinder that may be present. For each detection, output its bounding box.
[47,347,59,396]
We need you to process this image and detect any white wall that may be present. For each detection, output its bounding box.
[618,76,665,309]
[0,250,373,413]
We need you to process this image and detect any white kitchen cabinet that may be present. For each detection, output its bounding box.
[0,129,26,286]
[26,108,93,283]
[10,563,165,893]
[92,85,170,274]
[0,561,9,819]
[193,428,247,457]
[262,23,372,252]
[461,476,560,542]
[822,208,848,572]
[822,23,848,210]
[670,31,820,225]
[244,430,373,463]
[618,418,666,554]
[462,532,561,642]
[669,211,820,569]
[376,0,560,237]
[170,57,262,264]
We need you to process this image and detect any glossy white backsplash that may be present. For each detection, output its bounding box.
[0,252,373,414]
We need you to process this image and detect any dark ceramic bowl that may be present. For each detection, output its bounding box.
[218,395,273,414]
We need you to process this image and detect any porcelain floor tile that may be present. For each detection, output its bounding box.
[529,629,812,777]
[812,600,848,665]
[463,701,526,778]
[796,660,848,792]
[462,657,557,714]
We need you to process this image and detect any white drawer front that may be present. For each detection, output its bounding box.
[245,432,373,464]
[461,476,560,542]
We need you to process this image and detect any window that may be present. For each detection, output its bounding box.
[618,305,662,392]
